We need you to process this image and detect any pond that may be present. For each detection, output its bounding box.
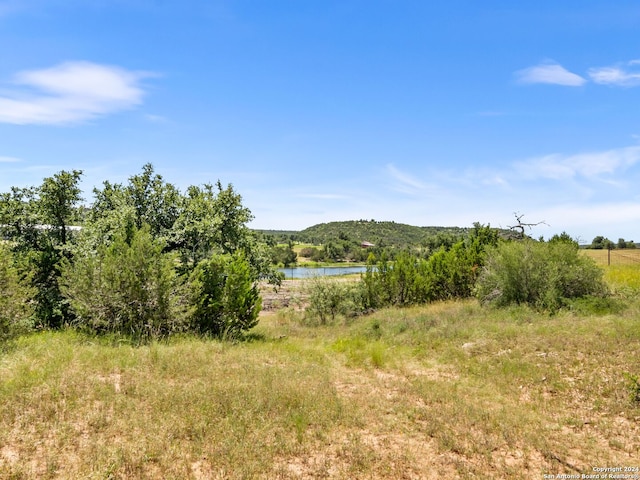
[277,265,369,279]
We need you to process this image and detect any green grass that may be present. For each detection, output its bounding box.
[603,264,640,294]
[1,332,352,478]
[1,272,640,478]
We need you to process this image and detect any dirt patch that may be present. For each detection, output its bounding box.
[0,445,19,466]
[95,372,122,393]
[274,428,450,480]
[260,279,307,311]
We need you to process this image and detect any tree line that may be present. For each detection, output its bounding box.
[1,166,612,344]
[304,228,610,323]
[588,236,636,250]
[0,164,280,343]
[265,227,487,267]
[261,220,474,249]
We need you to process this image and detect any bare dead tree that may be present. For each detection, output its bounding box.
[507,212,547,240]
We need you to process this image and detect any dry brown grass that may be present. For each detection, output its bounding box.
[582,248,640,266]
[1,282,640,478]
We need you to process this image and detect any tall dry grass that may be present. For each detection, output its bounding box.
[1,269,639,478]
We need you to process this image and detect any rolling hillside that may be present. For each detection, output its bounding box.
[257,220,472,247]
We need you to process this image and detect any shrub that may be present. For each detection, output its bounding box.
[269,244,297,267]
[299,247,317,258]
[566,296,625,316]
[624,373,640,404]
[361,235,490,309]
[188,251,261,338]
[475,239,608,311]
[0,243,34,343]
[305,277,363,324]
[61,225,188,340]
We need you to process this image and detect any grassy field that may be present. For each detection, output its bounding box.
[582,247,640,267]
[1,272,640,478]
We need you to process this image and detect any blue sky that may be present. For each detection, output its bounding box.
[2,1,640,242]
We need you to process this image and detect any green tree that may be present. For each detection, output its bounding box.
[591,236,614,250]
[89,164,183,249]
[476,239,608,311]
[3,164,277,338]
[0,187,39,247]
[170,182,255,264]
[270,242,297,267]
[304,276,362,324]
[359,223,500,310]
[39,170,83,245]
[0,243,35,344]
[126,163,182,239]
[548,232,578,246]
[0,170,84,328]
[188,252,261,337]
[323,240,345,262]
[170,184,221,268]
[88,166,279,283]
[61,225,188,340]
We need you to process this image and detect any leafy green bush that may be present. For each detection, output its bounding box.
[475,239,608,311]
[0,243,34,343]
[2,164,277,336]
[298,247,317,258]
[269,243,297,267]
[0,170,83,328]
[624,373,640,404]
[360,224,498,309]
[304,277,363,324]
[188,252,261,337]
[566,296,625,316]
[61,225,188,340]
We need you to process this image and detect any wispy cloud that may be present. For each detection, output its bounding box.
[516,59,640,89]
[515,146,640,180]
[589,60,640,86]
[0,61,155,125]
[144,113,168,124]
[386,163,426,194]
[515,62,586,87]
[0,155,21,162]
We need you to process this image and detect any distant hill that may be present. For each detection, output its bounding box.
[253,229,300,239]
[256,220,473,247]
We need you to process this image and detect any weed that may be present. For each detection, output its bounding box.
[2,295,640,478]
[368,318,382,339]
[567,295,625,315]
[624,373,640,404]
[369,341,386,368]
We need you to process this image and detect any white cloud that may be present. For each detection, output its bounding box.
[386,163,426,193]
[588,60,640,86]
[0,61,154,125]
[481,175,509,187]
[515,146,640,180]
[515,62,586,87]
[0,155,21,162]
